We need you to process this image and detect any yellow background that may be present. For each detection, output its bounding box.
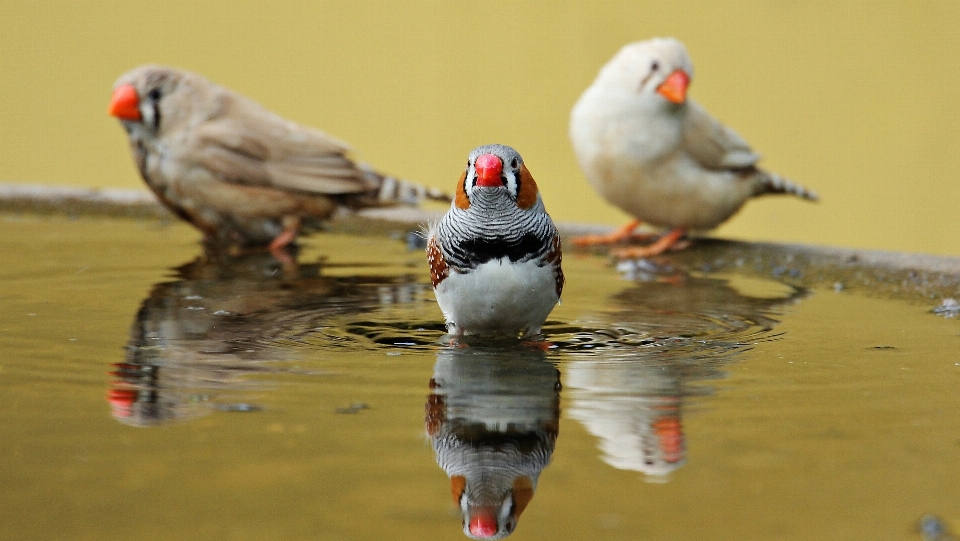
[1,0,958,255]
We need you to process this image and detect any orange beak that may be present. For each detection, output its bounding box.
[656,70,690,104]
[653,414,685,463]
[108,84,142,121]
[474,153,503,187]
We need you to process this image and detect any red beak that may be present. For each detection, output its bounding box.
[468,507,499,538]
[108,84,142,121]
[474,154,503,187]
[656,70,690,104]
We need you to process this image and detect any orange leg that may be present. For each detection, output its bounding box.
[570,219,647,247]
[268,217,301,251]
[521,339,554,351]
[267,218,301,270]
[611,228,689,259]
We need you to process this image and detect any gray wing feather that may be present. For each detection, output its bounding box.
[682,100,762,170]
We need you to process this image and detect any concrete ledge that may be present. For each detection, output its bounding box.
[0,184,168,219]
[2,183,959,302]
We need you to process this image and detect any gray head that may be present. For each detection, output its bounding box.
[109,66,180,134]
[455,144,541,211]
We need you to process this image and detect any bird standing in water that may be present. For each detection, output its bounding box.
[426,144,563,338]
[569,37,817,258]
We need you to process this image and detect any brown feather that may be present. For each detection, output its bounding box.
[450,475,466,504]
[193,118,370,195]
[427,236,450,288]
[544,232,564,298]
[515,164,539,210]
[454,171,470,210]
[511,477,535,519]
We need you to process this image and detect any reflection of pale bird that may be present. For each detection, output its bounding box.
[427,144,563,337]
[426,347,559,539]
[565,275,807,480]
[108,65,448,250]
[569,37,817,257]
[565,362,685,480]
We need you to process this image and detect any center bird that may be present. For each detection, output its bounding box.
[426,145,563,338]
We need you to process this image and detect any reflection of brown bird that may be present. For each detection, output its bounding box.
[108,65,449,251]
[109,251,425,426]
[569,38,817,257]
[425,346,560,540]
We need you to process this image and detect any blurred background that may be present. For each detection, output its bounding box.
[1,0,958,255]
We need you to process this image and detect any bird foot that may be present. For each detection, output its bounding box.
[520,339,554,351]
[268,221,300,252]
[570,219,642,247]
[610,228,689,259]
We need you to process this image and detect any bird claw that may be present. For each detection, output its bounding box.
[570,219,643,247]
[609,228,689,259]
[520,339,554,351]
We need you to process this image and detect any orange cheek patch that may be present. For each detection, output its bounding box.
[451,475,466,504]
[455,171,470,210]
[511,476,535,518]
[515,165,539,210]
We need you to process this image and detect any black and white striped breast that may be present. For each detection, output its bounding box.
[435,190,556,270]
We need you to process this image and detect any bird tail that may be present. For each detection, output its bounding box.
[753,171,819,201]
[359,163,451,205]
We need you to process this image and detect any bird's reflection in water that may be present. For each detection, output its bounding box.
[109,248,424,426]
[426,344,561,540]
[563,275,807,481]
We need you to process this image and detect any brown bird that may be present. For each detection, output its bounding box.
[108,65,448,251]
[569,38,817,258]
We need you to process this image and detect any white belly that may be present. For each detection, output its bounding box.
[570,92,754,230]
[434,258,559,337]
[595,156,754,230]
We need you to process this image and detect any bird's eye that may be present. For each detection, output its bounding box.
[148,88,162,101]
[510,158,518,169]
[651,61,660,71]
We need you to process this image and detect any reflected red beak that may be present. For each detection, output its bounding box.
[468,507,499,538]
[107,388,137,417]
[656,70,690,104]
[474,154,503,187]
[108,84,142,121]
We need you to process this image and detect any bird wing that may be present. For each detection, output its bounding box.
[681,100,762,170]
[192,95,373,195]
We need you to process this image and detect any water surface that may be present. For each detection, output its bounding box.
[1,216,959,540]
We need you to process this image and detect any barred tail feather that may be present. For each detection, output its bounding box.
[359,163,451,205]
[753,171,819,201]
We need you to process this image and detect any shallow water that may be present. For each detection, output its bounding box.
[1,217,959,541]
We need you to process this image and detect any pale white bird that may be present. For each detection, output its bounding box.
[570,38,817,257]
